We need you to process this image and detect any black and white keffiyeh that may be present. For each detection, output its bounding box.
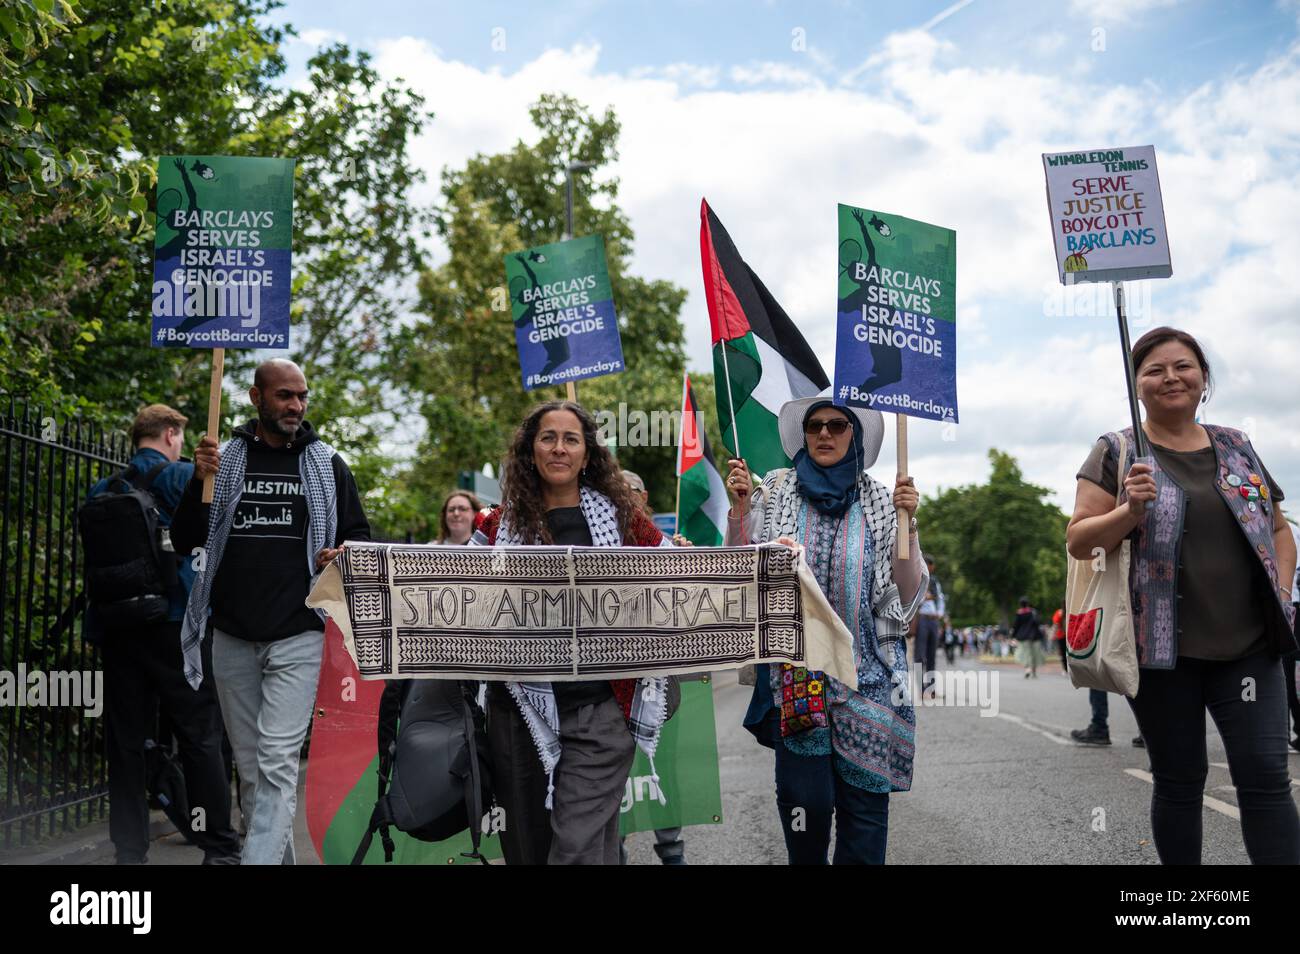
[179,435,338,689]
[488,485,673,808]
[756,466,926,659]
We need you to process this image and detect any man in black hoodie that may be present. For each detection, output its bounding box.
[172,358,370,864]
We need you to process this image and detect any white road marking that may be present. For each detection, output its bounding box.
[1211,760,1298,787]
[1124,768,1241,820]
[995,712,1070,745]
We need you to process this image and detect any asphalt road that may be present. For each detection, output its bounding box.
[625,656,1300,865]
[89,654,1299,866]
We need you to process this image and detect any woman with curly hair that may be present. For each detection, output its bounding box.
[472,400,672,864]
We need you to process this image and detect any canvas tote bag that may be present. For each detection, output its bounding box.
[1064,430,1140,698]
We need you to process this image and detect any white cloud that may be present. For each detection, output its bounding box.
[1070,0,1180,23]
[729,62,822,87]
[370,29,1300,507]
[293,27,348,47]
[629,62,721,89]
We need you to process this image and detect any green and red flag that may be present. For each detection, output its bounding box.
[306,621,502,864]
[307,623,724,863]
[699,198,828,477]
[676,373,728,547]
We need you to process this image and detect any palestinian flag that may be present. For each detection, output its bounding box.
[306,621,501,864]
[699,199,829,477]
[676,373,728,546]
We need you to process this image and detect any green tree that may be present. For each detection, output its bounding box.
[392,94,689,535]
[1,1,433,529]
[1,0,291,417]
[917,449,1068,625]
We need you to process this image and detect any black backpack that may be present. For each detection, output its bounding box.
[78,461,178,629]
[352,679,494,865]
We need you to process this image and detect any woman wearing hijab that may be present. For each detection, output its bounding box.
[471,400,673,865]
[725,392,928,864]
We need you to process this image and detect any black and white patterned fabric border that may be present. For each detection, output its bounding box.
[315,541,835,680]
[180,436,337,689]
[755,467,928,664]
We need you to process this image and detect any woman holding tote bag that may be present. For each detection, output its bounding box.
[1066,326,1298,864]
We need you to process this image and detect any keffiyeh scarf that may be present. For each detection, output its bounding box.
[179,435,338,689]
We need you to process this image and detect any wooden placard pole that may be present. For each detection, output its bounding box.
[566,381,577,403]
[896,413,910,559]
[201,347,224,503]
[674,474,682,539]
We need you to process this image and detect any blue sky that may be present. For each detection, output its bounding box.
[267,1,1300,509]
[274,0,1295,91]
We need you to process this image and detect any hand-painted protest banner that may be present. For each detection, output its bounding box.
[1043,144,1171,284]
[504,234,624,390]
[833,204,958,424]
[151,155,294,349]
[306,542,859,689]
[307,621,722,864]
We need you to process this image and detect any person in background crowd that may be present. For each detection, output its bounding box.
[436,490,483,545]
[1072,689,1145,749]
[726,392,928,864]
[172,359,371,864]
[1071,690,1113,746]
[1012,597,1044,679]
[623,467,691,548]
[473,401,674,865]
[1052,607,1067,673]
[942,617,957,665]
[1066,326,1297,864]
[88,404,240,865]
[915,558,945,698]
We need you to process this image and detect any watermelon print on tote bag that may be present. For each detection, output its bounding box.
[1064,432,1140,698]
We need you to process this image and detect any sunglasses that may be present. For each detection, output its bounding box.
[804,418,852,436]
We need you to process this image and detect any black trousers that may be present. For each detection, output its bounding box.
[486,685,634,865]
[1286,653,1300,739]
[1128,652,1299,865]
[102,620,239,862]
[914,617,940,689]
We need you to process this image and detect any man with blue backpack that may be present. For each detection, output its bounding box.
[82,404,239,864]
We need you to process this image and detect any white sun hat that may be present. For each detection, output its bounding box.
[777,389,885,469]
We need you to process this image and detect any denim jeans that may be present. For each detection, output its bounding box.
[1128,652,1299,865]
[212,628,323,865]
[1089,689,1109,732]
[770,714,889,864]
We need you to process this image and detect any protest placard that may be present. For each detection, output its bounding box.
[1043,145,1174,459]
[832,203,957,557]
[151,155,295,349]
[832,204,958,425]
[504,234,624,393]
[1042,144,1171,285]
[151,154,295,502]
